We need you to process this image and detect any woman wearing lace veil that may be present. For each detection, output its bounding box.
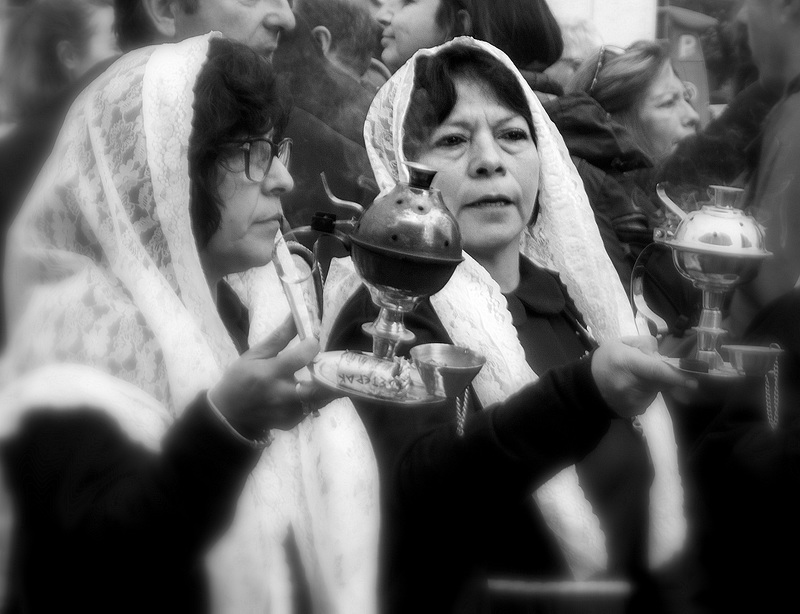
[0,33,379,614]
[323,37,689,613]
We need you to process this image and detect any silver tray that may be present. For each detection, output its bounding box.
[660,355,744,382]
[309,350,447,406]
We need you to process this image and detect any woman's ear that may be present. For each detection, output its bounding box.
[454,9,472,37]
[142,0,177,39]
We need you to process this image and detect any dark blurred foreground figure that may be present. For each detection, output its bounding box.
[683,2,800,611]
[689,287,800,614]
[323,37,693,614]
[0,34,378,614]
[726,0,800,340]
[0,0,119,348]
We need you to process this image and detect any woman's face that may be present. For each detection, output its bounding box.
[200,134,293,280]
[637,62,699,161]
[377,0,450,72]
[414,78,540,261]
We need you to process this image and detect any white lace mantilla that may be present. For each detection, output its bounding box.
[0,33,378,613]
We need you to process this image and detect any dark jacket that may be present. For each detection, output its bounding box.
[0,283,307,614]
[272,17,379,230]
[1,394,261,614]
[325,259,654,614]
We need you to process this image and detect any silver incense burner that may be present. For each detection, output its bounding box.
[642,184,777,377]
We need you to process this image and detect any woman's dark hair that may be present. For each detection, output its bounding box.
[403,45,535,161]
[189,37,292,247]
[434,0,562,70]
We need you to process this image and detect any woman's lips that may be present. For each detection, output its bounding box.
[465,197,513,208]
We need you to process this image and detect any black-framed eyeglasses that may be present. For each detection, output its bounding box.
[588,45,625,96]
[221,137,293,182]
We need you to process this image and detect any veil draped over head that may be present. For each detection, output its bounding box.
[323,36,685,580]
[0,33,379,614]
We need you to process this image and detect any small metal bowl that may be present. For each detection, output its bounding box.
[721,344,782,376]
[410,343,485,398]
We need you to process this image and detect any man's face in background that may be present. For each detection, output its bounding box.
[172,0,296,60]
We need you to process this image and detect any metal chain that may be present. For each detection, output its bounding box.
[456,387,469,437]
[764,359,780,430]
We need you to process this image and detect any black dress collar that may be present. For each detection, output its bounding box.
[503,257,566,326]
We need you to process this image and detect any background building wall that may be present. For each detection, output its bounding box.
[546,0,659,46]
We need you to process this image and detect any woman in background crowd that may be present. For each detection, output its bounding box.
[543,41,701,337]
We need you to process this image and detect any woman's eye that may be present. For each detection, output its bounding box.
[219,147,247,173]
[434,134,467,148]
[501,129,530,142]
[660,95,680,108]
[250,142,272,168]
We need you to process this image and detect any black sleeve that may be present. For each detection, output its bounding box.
[2,391,261,564]
[328,288,612,515]
[394,355,612,515]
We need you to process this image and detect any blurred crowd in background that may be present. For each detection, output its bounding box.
[0,1,798,614]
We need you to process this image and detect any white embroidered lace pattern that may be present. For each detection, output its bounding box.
[351,36,685,577]
[0,33,378,614]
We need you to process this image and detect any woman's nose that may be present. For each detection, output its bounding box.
[263,158,294,195]
[376,0,395,27]
[682,99,700,128]
[468,136,506,177]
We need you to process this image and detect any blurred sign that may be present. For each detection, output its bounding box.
[660,6,718,127]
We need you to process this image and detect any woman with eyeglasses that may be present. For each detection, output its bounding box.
[0,34,379,614]
[542,41,701,337]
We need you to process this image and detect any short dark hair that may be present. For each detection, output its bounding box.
[434,0,563,70]
[403,44,535,161]
[295,0,377,77]
[189,37,292,247]
[113,0,157,51]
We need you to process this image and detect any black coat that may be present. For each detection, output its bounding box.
[0,394,261,614]
[326,269,640,614]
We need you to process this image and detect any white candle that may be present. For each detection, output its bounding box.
[273,237,317,340]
